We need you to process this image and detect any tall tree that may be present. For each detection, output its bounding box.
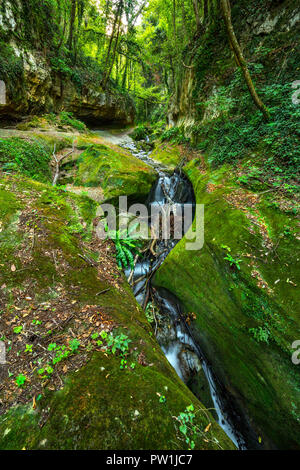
[220,0,270,120]
[68,0,77,51]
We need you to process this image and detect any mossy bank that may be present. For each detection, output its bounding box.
[0,171,235,450]
[154,151,300,450]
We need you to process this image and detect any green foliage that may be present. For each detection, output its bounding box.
[47,339,81,365]
[175,404,197,450]
[13,326,23,334]
[59,112,86,131]
[201,86,236,121]
[107,227,142,270]
[24,344,33,354]
[249,326,271,344]
[145,301,162,326]
[221,245,242,270]
[131,124,150,141]
[224,253,242,271]
[196,77,300,180]
[69,339,81,352]
[38,366,54,379]
[0,138,51,182]
[15,374,27,388]
[0,42,23,84]
[161,127,190,145]
[106,333,132,357]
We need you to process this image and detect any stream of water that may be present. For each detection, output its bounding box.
[93,129,248,449]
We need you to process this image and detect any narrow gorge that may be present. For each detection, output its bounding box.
[0,0,299,454]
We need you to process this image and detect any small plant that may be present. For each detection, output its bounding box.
[100,331,108,340]
[224,253,242,270]
[222,245,242,270]
[38,366,54,379]
[54,345,70,364]
[145,302,157,324]
[106,333,131,356]
[69,339,80,352]
[15,374,27,387]
[249,326,271,344]
[24,344,33,354]
[175,404,197,450]
[108,228,142,270]
[13,326,23,334]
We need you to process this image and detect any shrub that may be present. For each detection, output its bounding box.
[131,125,150,141]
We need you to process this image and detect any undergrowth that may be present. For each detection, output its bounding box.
[0,137,51,182]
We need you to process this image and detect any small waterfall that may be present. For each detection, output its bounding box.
[93,128,254,449]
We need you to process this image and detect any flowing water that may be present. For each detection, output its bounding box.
[93,129,250,449]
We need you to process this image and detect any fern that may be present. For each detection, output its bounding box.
[108,228,142,270]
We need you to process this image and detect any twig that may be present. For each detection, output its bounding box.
[96,288,110,296]
[142,284,150,310]
[78,253,98,267]
[127,254,139,284]
[132,274,146,286]
[52,142,75,186]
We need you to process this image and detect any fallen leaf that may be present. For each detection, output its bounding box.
[204,423,212,433]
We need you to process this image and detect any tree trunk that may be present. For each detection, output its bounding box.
[102,1,122,83]
[122,58,128,89]
[192,0,201,31]
[68,0,77,52]
[173,0,176,40]
[220,0,270,121]
[102,2,123,89]
[181,0,187,37]
[203,0,208,23]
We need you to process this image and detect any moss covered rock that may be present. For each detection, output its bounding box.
[0,172,234,450]
[74,144,157,204]
[151,142,183,171]
[154,158,300,450]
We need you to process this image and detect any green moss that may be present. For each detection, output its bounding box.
[0,42,24,88]
[0,137,52,182]
[75,144,157,203]
[18,113,87,133]
[0,352,234,450]
[0,172,234,450]
[154,159,300,449]
[151,142,183,170]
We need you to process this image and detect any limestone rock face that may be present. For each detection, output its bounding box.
[0,46,134,124]
[167,1,299,135]
[154,157,300,450]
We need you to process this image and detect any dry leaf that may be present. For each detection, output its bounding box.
[204,423,212,433]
